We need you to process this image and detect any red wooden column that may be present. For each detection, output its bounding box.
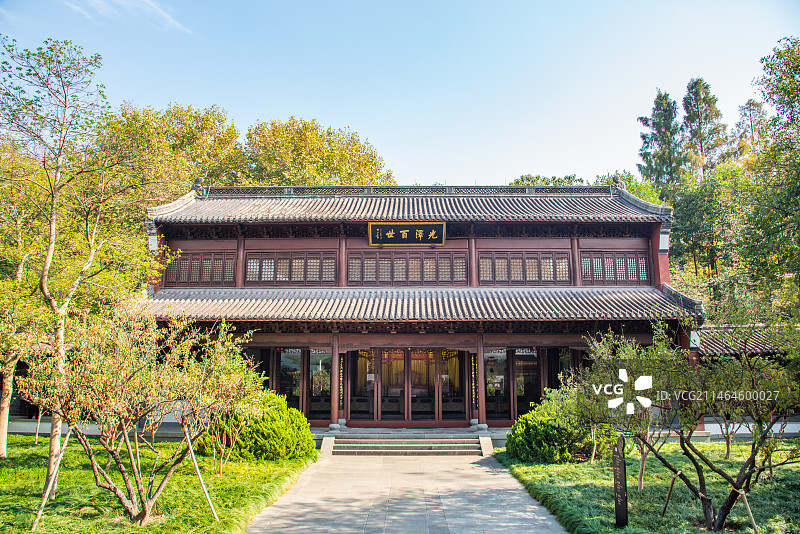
[508,349,518,420]
[477,334,486,424]
[404,349,411,422]
[300,349,309,415]
[435,352,442,421]
[235,235,245,287]
[330,335,340,425]
[268,349,277,391]
[540,348,549,397]
[375,351,382,421]
[343,352,351,421]
[571,237,581,286]
[468,237,478,286]
[338,237,347,287]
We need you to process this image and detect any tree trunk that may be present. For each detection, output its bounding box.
[725,432,731,460]
[701,495,717,531]
[711,489,741,531]
[133,502,152,526]
[44,316,65,500]
[638,443,649,492]
[0,368,14,458]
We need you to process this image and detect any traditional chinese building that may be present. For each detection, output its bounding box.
[144,184,703,428]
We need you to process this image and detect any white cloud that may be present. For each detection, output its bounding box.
[61,1,95,21]
[113,0,188,32]
[0,7,25,26]
[85,0,118,17]
[138,0,188,32]
[64,0,189,33]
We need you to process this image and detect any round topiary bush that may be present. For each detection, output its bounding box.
[506,387,615,463]
[198,389,315,461]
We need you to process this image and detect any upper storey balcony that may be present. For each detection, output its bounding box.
[146,184,673,291]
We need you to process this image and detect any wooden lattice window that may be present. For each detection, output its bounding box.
[580,251,650,285]
[394,257,406,282]
[510,256,524,282]
[164,252,236,287]
[348,256,361,283]
[347,251,468,286]
[245,252,337,286]
[478,251,571,285]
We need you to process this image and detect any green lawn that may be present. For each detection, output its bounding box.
[497,442,800,534]
[0,434,315,534]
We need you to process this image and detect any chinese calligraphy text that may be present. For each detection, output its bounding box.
[368,222,446,246]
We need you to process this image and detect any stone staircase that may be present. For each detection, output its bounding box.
[329,433,484,456]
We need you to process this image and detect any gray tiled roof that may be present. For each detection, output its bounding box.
[146,286,694,322]
[698,325,781,356]
[148,186,671,224]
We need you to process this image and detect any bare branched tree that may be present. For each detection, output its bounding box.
[17,302,262,526]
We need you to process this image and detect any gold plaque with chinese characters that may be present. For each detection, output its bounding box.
[368,222,446,246]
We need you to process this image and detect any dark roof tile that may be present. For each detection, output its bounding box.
[698,325,782,356]
[146,286,694,322]
[147,186,671,225]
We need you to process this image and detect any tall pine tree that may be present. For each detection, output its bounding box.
[683,78,727,178]
[637,89,685,199]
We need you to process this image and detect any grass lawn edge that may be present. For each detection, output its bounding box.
[0,434,320,534]
[224,452,317,534]
[495,450,596,534]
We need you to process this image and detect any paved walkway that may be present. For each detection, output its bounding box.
[246,455,566,534]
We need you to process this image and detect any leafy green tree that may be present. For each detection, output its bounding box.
[574,325,800,532]
[637,89,686,198]
[246,116,395,186]
[0,284,47,458]
[124,103,247,193]
[0,140,50,457]
[725,99,769,159]
[17,304,262,526]
[683,78,727,178]
[758,37,800,126]
[510,173,586,186]
[159,104,247,186]
[672,175,721,275]
[595,170,662,204]
[0,36,159,497]
[671,162,749,279]
[741,37,800,290]
[102,104,248,206]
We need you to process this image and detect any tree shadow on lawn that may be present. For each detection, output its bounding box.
[497,449,800,534]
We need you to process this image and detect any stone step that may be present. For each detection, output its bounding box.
[333,443,480,451]
[334,438,480,445]
[331,448,481,456]
[329,434,478,440]
[330,435,483,456]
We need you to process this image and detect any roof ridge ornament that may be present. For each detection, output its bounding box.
[614,186,673,219]
[192,177,206,198]
[661,283,705,325]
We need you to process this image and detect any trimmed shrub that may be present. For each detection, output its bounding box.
[198,390,315,461]
[506,387,615,463]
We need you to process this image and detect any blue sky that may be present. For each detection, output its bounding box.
[0,1,797,185]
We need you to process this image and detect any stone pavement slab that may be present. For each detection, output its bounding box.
[246,455,566,534]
